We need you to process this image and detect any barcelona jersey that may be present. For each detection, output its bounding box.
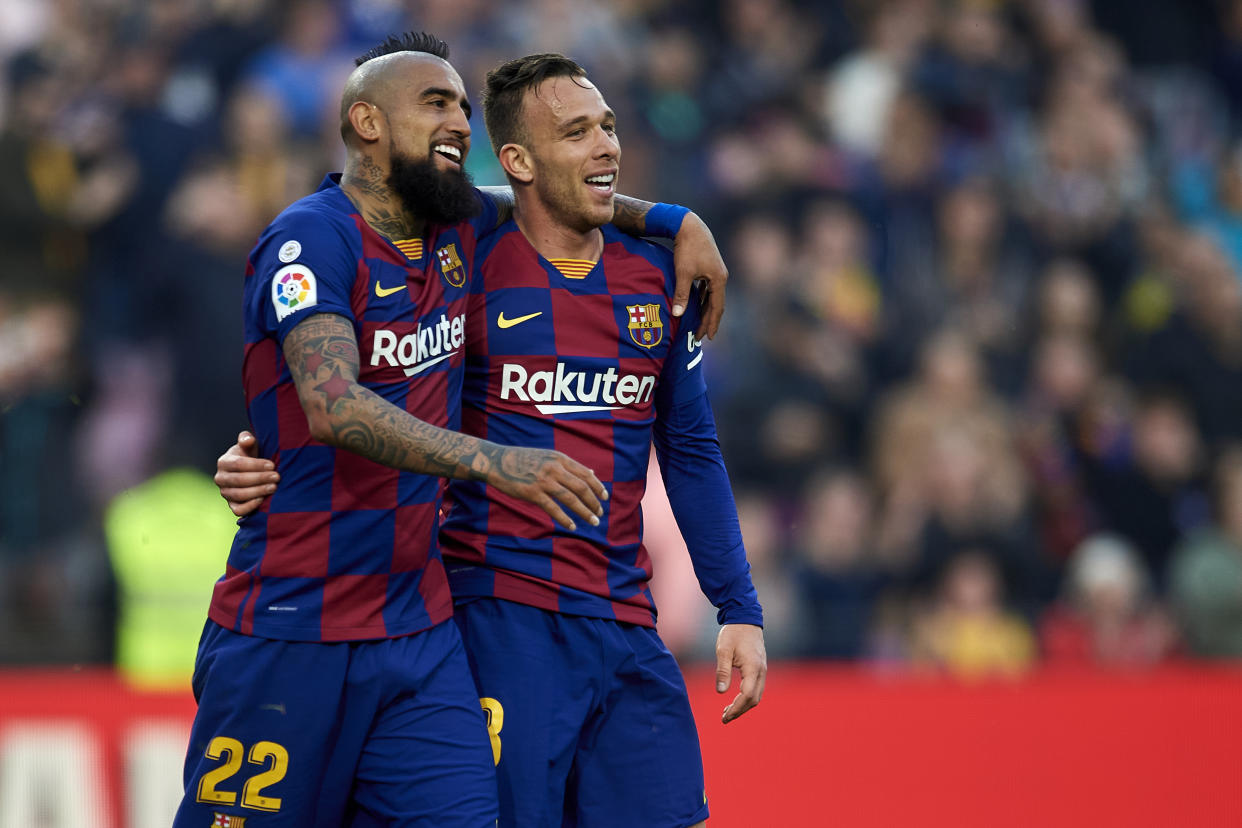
[208,175,496,642]
[439,222,713,627]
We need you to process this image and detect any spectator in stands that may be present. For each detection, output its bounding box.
[1033,259,1102,342]
[1125,231,1242,446]
[909,549,1036,678]
[824,0,931,159]
[240,0,351,138]
[871,331,1037,594]
[1041,534,1177,668]
[1083,390,1211,583]
[0,48,106,664]
[1017,328,1103,562]
[885,175,1033,392]
[788,199,882,455]
[713,214,843,494]
[794,468,889,659]
[1170,448,1242,657]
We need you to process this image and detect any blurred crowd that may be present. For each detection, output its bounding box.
[5,0,1242,677]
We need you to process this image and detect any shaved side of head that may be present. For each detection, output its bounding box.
[339,52,449,144]
[339,31,453,145]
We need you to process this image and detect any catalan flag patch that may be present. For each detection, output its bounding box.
[393,238,424,260]
[548,258,596,279]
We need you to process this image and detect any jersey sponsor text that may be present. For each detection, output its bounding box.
[499,362,655,414]
[370,312,466,376]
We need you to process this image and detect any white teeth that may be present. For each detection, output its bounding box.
[434,144,461,160]
[586,174,614,184]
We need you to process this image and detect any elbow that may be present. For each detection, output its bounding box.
[304,406,336,444]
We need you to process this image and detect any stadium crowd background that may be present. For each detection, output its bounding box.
[4,0,1242,679]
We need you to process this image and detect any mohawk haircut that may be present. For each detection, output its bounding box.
[482,53,589,153]
[355,31,450,66]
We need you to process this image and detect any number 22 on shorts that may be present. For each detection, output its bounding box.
[196,736,289,812]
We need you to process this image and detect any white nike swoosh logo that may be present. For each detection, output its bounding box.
[497,311,542,329]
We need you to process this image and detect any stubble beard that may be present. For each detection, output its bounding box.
[541,176,611,235]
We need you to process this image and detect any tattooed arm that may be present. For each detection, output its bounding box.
[476,187,726,340]
[611,196,727,340]
[279,313,606,528]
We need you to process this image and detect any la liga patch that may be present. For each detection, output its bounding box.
[272,264,317,321]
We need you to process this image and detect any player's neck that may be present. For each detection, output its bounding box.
[513,201,603,262]
[340,164,427,241]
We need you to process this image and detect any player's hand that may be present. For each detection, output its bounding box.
[715,623,766,724]
[215,430,279,517]
[485,446,607,531]
[671,212,727,341]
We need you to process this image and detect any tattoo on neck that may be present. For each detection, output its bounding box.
[355,155,389,200]
[365,208,417,241]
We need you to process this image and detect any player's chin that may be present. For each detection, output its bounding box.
[581,193,614,226]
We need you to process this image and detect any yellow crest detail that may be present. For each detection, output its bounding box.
[436,243,466,288]
[626,303,663,349]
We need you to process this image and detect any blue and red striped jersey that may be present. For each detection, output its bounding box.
[208,174,496,642]
[440,222,718,627]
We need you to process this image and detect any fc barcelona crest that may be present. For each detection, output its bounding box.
[436,243,466,288]
[626,303,663,349]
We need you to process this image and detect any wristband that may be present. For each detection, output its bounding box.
[645,202,690,238]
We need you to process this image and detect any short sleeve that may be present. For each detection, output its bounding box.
[247,206,360,344]
[466,188,501,238]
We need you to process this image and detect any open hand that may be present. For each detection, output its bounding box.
[482,445,608,531]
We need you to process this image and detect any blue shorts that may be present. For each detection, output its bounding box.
[172,619,498,828]
[453,598,708,828]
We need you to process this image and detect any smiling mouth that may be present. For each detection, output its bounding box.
[586,173,615,194]
[434,144,463,165]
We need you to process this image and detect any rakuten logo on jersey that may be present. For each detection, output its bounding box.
[369,312,465,376]
[500,363,655,415]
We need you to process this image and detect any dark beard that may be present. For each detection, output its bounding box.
[387,152,479,225]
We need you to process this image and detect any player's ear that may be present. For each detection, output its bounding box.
[348,101,383,144]
[498,143,534,184]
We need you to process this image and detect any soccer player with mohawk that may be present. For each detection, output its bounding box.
[219,50,764,828]
[177,32,729,828]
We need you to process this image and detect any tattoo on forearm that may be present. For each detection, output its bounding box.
[330,398,489,477]
[612,195,653,235]
[283,314,551,481]
[464,442,552,488]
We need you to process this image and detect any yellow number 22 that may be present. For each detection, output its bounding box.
[196,736,289,812]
